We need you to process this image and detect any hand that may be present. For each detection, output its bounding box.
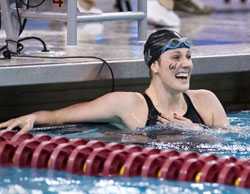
[172,113,195,127]
[157,113,202,130]
[0,114,36,132]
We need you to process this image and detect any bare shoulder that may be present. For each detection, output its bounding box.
[102,91,143,107]
[186,89,228,128]
[103,91,145,121]
[186,89,218,102]
[105,91,141,100]
[185,89,220,119]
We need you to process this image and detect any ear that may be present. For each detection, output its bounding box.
[150,60,160,74]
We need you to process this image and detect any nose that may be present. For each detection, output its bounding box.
[180,58,193,68]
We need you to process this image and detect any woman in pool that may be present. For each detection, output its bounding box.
[0,29,229,131]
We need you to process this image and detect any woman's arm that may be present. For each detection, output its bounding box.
[51,92,121,124]
[194,90,229,129]
[0,92,123,131]
[206,91,229,128]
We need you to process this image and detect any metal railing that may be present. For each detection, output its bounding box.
[0,0,147,50]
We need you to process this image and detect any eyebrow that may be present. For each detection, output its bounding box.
[171,51,182,54]
[170,50,191,55]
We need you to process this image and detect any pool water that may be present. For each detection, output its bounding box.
[0,168,248,194]
[1,111,250,194]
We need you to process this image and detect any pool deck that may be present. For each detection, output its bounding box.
[1,0,250,87]
[0,43,250,87]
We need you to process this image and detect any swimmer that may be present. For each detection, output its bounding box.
[0,29,229,132]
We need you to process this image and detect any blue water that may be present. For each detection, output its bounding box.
[0,168,248,194]
[1,111,250,194]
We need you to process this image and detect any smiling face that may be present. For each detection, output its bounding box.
[150,48,193,93]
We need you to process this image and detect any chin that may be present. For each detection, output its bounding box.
[171,78,190,92]
[175,84,190,93]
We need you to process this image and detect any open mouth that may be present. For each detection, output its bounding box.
[175,71,189,80]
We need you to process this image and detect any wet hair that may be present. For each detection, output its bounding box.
[144,29,183,67]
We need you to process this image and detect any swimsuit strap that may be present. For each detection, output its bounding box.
[142,93,160,126]
[142,92,205,126]
[183,93,205,125]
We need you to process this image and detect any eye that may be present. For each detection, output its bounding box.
[186,54,191,59]
[171,55,181,60]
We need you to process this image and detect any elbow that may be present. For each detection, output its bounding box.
[49,111,63,125]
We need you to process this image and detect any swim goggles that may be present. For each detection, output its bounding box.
[161,37,192,54]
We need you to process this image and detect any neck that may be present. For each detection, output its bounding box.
[145,80,186,115]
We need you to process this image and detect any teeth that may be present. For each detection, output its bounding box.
[175,72,189,80]
[175,72,189,78]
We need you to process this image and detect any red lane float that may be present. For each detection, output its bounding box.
[158,156,184,180]
[235,167,250,187]
[10,132,34,146]
[195,160,221,183]
[0,130,17,140]
[123,145,143,153]
[0,137,5,142]
[13,139,42,167]
[48,143,78,171]
[0,132,34,166]
[48,139,87,171]
[49,136,69,144]
[141,154,166,177]
[32,134,51,142]
[236,159,250,170]
[85,140,105,149]
[198,153,218,162]
[105,142,125,151]
[66,145,93,174]
[217,156,237,167]
[103,150,129,176]
[178,158,205,181]
[0,141,16,166]
[218,163,241,185]
[0,131,249,188]
[159,150,179,158]
[120,152,148,177]
[179,151,199,160]
[142,147,160,155]
[31,141,58,169]
[84,147,112,176]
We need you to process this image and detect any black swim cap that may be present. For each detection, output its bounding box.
[144,29,183,67]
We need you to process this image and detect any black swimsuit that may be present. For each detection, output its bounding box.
[142,93,205,126]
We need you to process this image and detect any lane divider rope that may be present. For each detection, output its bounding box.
[0,130,249,188]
